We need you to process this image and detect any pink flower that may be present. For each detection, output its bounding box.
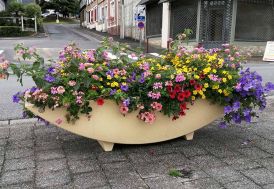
[113,68,120,75]
[76,96,82,104]
[224,49,230,54]
[55,118,63,125]
[151,102,162,111]
[57,86,65,94]
[119,105,129,115]
[120,69,127,76]
[155,74,161,79]
[153,82,163,90]
[139,112,156,124]
[87,67,94,74]
[92,75,99,80]
[175,74,186,82]
[28,47,36,55]
[51,87,58,94]
[68,80,76,86]
[79,63,85,70]
[165,81,173,87]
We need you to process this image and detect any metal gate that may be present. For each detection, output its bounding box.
[199,0,233,48]
[170,0,198,40]
[146,2,163,36]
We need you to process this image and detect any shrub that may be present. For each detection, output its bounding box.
[24,3,42,18]
[0,26,34,37]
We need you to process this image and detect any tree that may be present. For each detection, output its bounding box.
[38,0,80,17]
[24,3,42,18]
[7,1,25,17]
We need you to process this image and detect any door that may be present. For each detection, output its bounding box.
[199,0,233,48]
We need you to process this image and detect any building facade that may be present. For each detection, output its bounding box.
[80,0,121,35]
[141,0,274,49]
[0,0,6,11]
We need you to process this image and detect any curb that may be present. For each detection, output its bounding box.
[0,118,38,127]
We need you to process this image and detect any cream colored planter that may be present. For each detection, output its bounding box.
[25,100,223,151]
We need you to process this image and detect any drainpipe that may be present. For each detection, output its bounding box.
[120,0,125,39]
[161,2,171,48]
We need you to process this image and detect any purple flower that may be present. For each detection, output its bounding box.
[138,77,145,84]
[110,89,117,95]
[12,92,21,103]
[232,101,240,111]
[30,87,37,93]
[123,98,130,107]
[219,121,227,128]
[224,106,232,114]
[47,67,55,74]
[44,74,55,83]
[121,84,129,92]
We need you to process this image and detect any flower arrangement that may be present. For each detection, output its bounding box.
[3,34,274,128]
[0,55,9,79]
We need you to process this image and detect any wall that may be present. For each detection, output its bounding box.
[124,0,141,40]
[0,0,5,11]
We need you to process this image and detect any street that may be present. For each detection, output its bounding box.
[1,23,274,121]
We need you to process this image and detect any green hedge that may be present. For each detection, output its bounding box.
[0,26,33,37]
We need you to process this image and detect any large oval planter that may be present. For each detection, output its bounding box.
[25,99,223,151]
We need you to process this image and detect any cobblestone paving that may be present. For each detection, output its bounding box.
[0,98,273,188]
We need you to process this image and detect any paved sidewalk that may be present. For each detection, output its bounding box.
[0,98,274,188]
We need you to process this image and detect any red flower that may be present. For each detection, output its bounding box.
[194,84,203,91]
[97,98,104,105]
[190,79,196,85]
[180,111,186,116]
[180,103,187,110]
[169,91,176,99]
[184,90,191,98]
[166,86,173,93]
[177,92,185,102]
[199,73,206,79]
[174,84,182,93]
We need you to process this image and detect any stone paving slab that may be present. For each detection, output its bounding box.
[0,99,273,188]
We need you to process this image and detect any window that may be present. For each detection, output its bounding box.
[110,1,115,17]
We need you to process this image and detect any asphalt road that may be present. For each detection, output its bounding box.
[1,24,274,120]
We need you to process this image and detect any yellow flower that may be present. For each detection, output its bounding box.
[114,74,119,79]
[198,91,204,95]
[117,89,122,93]
[218,89,223,94]
[107,75,112,80]
[170,74,175,79]
[183,67,188,73]
[193,90,198,95]
[204,83,209,88]
[212,85,219,90]
[212,69,217,73]
[99,78,103,81]
[193,68,197,71]
[99,86,103,89]
[228,75,232,80]
[111,82,119,88]
[203,67,211,74]
[202,88,206,92]
[122,76,127,80]
[222,78,227,83]
[223,89,230,96]
[194,75,200,79]
[222,71,227,75]
[201,95,206,99]
[218,58,224,65]
[192,96,196,101]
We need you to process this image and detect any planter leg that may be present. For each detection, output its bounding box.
[97,140,114,152]
[184,132,194,140]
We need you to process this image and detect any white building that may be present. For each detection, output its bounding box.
[0,0,6,11]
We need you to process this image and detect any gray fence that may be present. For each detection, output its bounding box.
[0,16,37,32]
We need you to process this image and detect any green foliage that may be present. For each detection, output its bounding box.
[168,169,183,177]
[7,2,25,16]
[0,26,33,37]
[24,3,42,18]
